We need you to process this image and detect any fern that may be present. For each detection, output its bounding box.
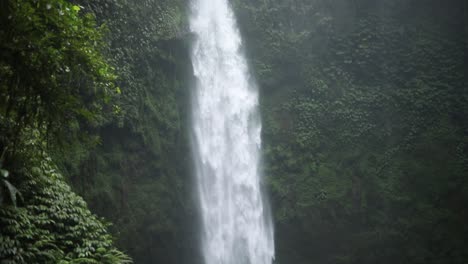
[0,142,132,263]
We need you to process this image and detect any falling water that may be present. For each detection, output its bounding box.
[189,0,275,264]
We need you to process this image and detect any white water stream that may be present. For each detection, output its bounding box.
[189,0,275,263]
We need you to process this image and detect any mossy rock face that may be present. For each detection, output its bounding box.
[0,151,132,264]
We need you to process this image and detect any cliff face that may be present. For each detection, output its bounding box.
[2,0,466,264]
[70,1,468,263]
[57,1,199,263]
[233,1,468,263]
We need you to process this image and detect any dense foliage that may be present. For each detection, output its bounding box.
[0,0,130,262]
[53,0,197,263]
[1,0,467,263]
[0,0,118,147]
[233,0,468,263]
[0,134,131,263]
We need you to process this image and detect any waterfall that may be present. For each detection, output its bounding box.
[189,0,275,264]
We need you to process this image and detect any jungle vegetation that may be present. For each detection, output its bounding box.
[1,0,467,263]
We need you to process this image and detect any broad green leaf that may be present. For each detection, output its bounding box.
[0,169,8,178]
[3,179,19,207]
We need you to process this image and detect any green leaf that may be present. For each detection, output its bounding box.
[0,169,8,178]
[3,180,20,207]
[72,5,81,12]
